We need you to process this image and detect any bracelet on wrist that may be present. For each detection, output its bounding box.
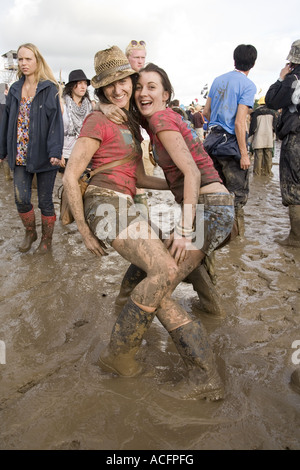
[175,223,194,237]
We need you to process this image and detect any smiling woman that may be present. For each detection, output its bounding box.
[62,46,226,401]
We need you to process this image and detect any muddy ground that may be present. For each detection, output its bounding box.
[0,142,299,451]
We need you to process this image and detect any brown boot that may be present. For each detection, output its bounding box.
[36,214,56,254]
[18,207,38,252]
[276,205,300,247]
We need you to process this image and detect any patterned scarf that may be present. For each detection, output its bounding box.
[65,94,92,137]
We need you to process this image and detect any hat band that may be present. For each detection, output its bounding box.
[93,63,132,85]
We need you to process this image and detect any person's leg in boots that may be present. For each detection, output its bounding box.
[276,205,300,247]
[156,297,224,401]
[35,169,58,254]
[18,206,38,252]
[36,214,56,253]
[99,224,180,378]
[253,149,263,176]
[14,166,37,252]
[99,297,157,377]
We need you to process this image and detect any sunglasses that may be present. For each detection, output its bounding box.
[130,40,146,47]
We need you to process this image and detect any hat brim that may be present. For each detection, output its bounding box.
[66,78,91,87]
[91,68,137,89]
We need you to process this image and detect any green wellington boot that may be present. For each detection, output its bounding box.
[99,298,156,377]
[164,319,224,401]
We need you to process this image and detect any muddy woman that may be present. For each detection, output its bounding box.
[63,46,228,401]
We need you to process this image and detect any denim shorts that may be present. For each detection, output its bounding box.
[188,192,235,255]
[84,185,149,245]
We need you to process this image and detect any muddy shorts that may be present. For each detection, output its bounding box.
[188,192,235,255]
[84,186,149,246]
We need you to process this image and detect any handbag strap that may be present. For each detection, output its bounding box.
[88,150,137,179]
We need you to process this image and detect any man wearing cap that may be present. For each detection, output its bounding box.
[248,96,278,176]
[266,39,300,248]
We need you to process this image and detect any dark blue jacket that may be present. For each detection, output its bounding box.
[0,76,64,172]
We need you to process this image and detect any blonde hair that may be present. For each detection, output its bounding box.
[17,43,59,89]
[125,41,147,58]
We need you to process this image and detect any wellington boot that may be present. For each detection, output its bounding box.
[203,252,217,284]
[18,208,38,252]
[235,207,245,239]
[275,205,300,247]
[163,320,224,401]
[184,264,226,317]
[115,264,146,315]
[36,214,56,254]
[99,298,156,377]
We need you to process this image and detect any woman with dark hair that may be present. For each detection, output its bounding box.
[63,47,225,401]
[0,42,63,253]
[60,69,92,171]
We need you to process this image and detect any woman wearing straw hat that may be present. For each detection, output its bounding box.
[60,69,92,171]
[63,46,225,401]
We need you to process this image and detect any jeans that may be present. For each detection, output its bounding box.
[14,165,58,216]
[210,155,249,210]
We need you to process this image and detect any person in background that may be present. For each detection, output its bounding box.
[265,39,300,248]
[248,96,278,176]
[60,69,92,172]
[125,40,154,208]
[0,43,63,254]
[203,44,257,239]
[193,104,205,142]
[266,40,300,396]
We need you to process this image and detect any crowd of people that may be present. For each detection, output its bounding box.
[0,38,299,400]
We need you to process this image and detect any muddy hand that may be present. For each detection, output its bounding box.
[83,232,108,257]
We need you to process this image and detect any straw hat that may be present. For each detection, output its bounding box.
[91,46,137,89]
[257,96,265,105]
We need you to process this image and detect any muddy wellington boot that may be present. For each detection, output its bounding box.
[115,264,147,315]
[18,207,38,252]
[36,214,56,254]
[275,205,300,247]
[164,319,224,401]
[99,297,156,377]
[235,207,245,239]
[184,264,226,317]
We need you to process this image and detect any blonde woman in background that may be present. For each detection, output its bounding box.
[0,43,64,254]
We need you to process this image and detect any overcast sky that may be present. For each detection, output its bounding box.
[0,0,299,105]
